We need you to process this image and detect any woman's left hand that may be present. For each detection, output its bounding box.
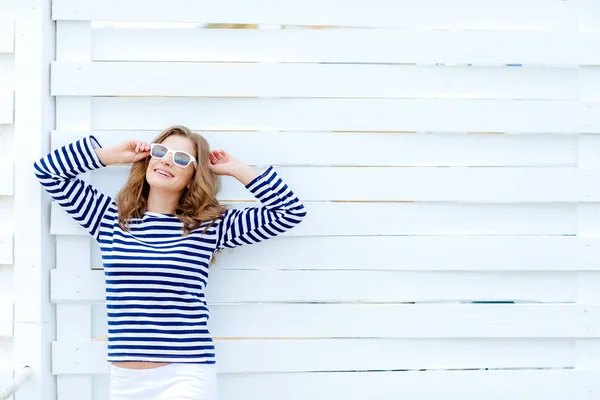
[208,149,243,176]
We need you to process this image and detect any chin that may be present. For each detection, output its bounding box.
[146,173,180,191]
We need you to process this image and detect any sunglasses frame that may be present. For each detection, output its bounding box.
[150,143,198,169]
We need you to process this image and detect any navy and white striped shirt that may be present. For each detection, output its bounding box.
[34,135,307,363]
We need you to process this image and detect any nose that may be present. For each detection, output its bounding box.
[160,152,173,166]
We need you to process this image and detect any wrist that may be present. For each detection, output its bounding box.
[230,163,259,186]
[94,147,119,166]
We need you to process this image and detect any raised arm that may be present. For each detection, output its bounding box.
[33,135,114,239]
[215,165,308,250]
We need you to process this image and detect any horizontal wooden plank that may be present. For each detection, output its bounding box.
[52,338,578,374]
[0,160,13,195]
[51,270,100,303]
[0,54,15,91]
[212,236,600,271]
[47,165,600,202]
[0,196,12,266]
[208,270,577,303]
[0,277,13,331]
[582,67,600,101]
[0,301,12,337]
[219,369,599,400]
[0,18,14,54]
[0,230,11,265]
[86,235,600,272]
[52,269,578,304]
[582,0,600,33]
[53,0,580,29]
[88,369,600,400]
[52,130,580,167]
[92,28,600,64]
[0,90,13,124]
[51,62,587,99]
[90,98,600,133]
[0,336,14,368]
[89,303,600,339]
[213,304,600,338]
[52,202,579,236]
[215,338,580,373]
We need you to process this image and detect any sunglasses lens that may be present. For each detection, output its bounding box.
[151,144,168,158]
[173,152,191,167]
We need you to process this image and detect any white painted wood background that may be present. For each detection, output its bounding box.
[0,0,15,397]
[3,0,600,399]
[3,0,57,399]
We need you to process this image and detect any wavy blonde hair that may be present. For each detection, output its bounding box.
[116,126,228,240]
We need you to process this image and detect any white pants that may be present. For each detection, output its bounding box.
[109,363,218,400]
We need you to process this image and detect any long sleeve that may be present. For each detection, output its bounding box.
[33,135,113,240]
[216,166,307,250]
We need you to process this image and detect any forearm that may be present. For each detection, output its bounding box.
[34,135,112,239]
[230,163,261,186]
[216,165,307,250]
[35,135,105,180]
[95,147,121,166]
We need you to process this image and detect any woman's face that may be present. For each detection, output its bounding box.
[146,135,197,193]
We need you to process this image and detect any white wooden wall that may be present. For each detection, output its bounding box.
[49,1,600,399]
[0,0,15,397]
[5,0,58,400]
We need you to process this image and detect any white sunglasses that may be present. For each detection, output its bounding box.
[150,143,197,169]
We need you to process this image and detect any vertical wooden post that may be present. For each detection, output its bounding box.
[12,0,56,399]
[52,20,95,400]
[575,0,600,378]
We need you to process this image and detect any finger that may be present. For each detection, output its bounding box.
[134,151,149,161]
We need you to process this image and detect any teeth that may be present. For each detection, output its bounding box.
[156,169,172,177]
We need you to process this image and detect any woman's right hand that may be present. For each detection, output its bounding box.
[95,140,151,165]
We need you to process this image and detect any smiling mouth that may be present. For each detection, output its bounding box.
[154,168,174,178]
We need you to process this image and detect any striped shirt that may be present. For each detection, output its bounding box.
[34,135,307,364]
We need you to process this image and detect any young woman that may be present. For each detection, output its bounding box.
[34,125,307,400]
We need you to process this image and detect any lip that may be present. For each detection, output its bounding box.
[153,168,175,178]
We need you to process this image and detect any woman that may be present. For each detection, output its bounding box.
[34,125,307,399]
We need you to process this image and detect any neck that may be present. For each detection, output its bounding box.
[147,188,180,215]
